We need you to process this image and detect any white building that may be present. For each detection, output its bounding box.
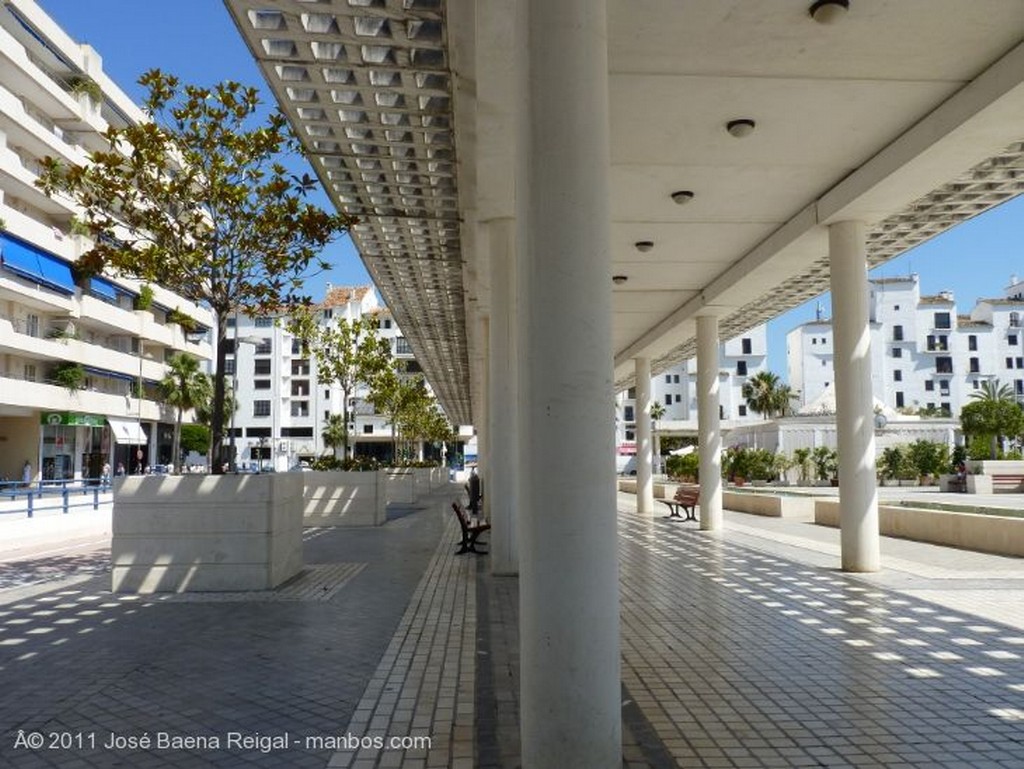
[0,0,212,482]
[787,274,1024,417]
[227,285,424,471]
[616,324,768,449]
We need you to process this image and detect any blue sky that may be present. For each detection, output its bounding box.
[37,1,1024,380]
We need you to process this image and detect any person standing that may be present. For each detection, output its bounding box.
[21,460,31,488]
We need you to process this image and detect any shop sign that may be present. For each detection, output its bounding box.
[40,412,105,427]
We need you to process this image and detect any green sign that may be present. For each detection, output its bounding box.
[40,412,105,427]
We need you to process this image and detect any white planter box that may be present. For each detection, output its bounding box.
[386,468,416,504]
[814,498,1024,557]
[303,470,386,527]
[723,490,815,519]
[111,474,304,593]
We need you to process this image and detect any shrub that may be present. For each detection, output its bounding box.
[666,452,699,481]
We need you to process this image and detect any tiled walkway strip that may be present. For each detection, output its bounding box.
[328,512,476,769]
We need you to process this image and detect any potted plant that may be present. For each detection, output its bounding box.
[67,75,102,104]
[51,361,85,391]
[134,284,154,311]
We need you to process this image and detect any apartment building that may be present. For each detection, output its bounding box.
[0,0,213,482]
[616,324,768,449]
[787,274,1024,417]
[227,285,420,471]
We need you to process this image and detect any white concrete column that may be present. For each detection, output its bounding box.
[829,220,881,572]
[477,314,490,514]
[520,0,620,765]
[635,357,654,513]
[488,218,519,575]
[697,315,723,531]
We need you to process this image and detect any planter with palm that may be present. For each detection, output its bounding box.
[650,401,667,474]
[159,353,211,473]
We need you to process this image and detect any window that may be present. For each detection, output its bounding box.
[281,427,313,438]
[291,339,306,355]
[253,400,271,417]
[290,401,309,417]
[895,392,904,408]
[224,359,235,376]
[675,394,682,403]
[226,316,236,328]
[322,309,333,319]
[254,338,272,355]
[664,396,671,407]
[1007,357,1015,369]
[893,370,902,382]
[23,364,36,382]
[941,402,950,414]
[624,406,634,422]
[1012,312,1021,328]
[382,319,392,329]
[973,380,979,389]
[395,337,413,356]
[926,402,935,411]
[363,424,373,434]
[324,390,330,400]
[254,317,273,328]
[894,304,900,311]
[665,374,671,383]
[627,387,636,399]
[934,312,951,329]
[892,347,902,358]
[925,380,934,392]
[939,380,949,392]
[673,374,680,384]
[1017,357,1023,369]
[935,357,953,374]
[736,361,747,376]
[719,405,725,420]
[254,359,272,375]
[1011,335,1019,346]
[221,339,236,355]
[822,360,827,367]
[291,360,309,376]
[291,381,310,397]
[324,410,330,421]
[969,335,978,351]
[254,379,271,390]
[893,325,904,341]
[1017,380,1024,396]
[742,338,752,355]
[738,405,747,416]
[969,358,980,373]
[812,338,817,345]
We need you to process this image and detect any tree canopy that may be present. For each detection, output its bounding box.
[36,70,353,472]
[741,371,792,419]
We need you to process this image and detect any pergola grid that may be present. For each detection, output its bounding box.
[229,0,471,424]
[618,141,1024,392]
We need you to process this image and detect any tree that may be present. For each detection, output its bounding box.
[289,310,392,458]
[742,371,791,419]
[970,378,1015,404]
[792,448,812,485]
[36,70,352,473]
[961,399,1024,460]
[321,413,348,459]
[368,367,430,463]
[159,353,211,472]
[650,401,667,473]
[180,423,210,457]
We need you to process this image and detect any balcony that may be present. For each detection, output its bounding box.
[0,372,167,421]
[0,82,89,169]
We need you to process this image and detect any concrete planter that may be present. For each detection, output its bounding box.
[303,470,386,527]
[386,468,416,504]
[413,468,433,498]
[722,490,815,519]
[814,498,1024,558]
[111,474,304,593]
[967,474,993,494]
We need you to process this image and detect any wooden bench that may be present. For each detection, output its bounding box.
[452,501,491,554]
[992,474,1024,493]
[658,484,699,521]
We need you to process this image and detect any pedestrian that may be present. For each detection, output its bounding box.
[101,462,111,486]
[21,460,31,488]
[116,462,125,477]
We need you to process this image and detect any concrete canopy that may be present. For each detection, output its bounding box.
[224,0,1024,426]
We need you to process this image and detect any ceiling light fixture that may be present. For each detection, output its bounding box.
[634,240,654,252]
[612,275,628,285]
[809,0,849,24]
[726,119,756,138]
[671,190,695,205]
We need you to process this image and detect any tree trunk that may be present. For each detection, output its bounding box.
[341,385,351,458]
[211,309,229,474]
[172,407,182,474]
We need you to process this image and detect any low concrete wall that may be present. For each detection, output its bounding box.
[386,468,416,504]
[618,479,637,494]
[814,499,1024,558]
[111,474,304,593]
[303,470,386,527]
[723,490,815,519]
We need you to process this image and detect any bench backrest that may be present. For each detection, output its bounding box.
[452,501,470,529]
[674,485,700,502]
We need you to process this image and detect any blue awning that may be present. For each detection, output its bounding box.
[0,235,76,294]
[82,365,136,382]
[90,277,118,301]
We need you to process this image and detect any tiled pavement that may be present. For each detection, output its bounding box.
[1,485,1024,768]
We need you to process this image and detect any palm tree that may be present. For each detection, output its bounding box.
[742,371,788,419]
[650,401,667,473]
[970,378,1014,403]
[159,353,211,473]
[321,414,348,459]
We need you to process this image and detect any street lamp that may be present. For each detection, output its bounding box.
[228,333,262,473]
